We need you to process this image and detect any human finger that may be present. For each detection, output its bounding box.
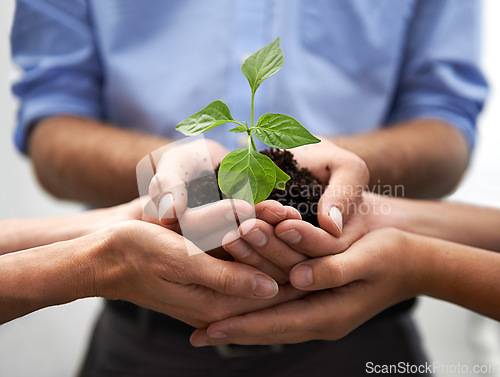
[317,153,369,237]
[189,293,325,346]
[164,283,307,329]
[148,139,226,225]
[222,230,289,284]
[190,282,387,346]
[181,198,254,235]
[254,200,301,225]
[289,241,375,291]
[149,172,188,225]
[275,216,369,257]
[185,242,281,299]
[239,219,307,273]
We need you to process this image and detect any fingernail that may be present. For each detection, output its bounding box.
[276,229,302,244]
[287,206,302,219]
[252,274,279,298]
[226,238,251,258]
[243,228,267,247]
[225,210,248,222]
[193,339,210,347]
[209,331,227,339]
[261,208,284,222]
[292,265,312,288]
[329,207,343,234]
[158,193,174,220]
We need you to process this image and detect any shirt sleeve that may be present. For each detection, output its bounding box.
[387,0,488,149]
[11,0,103,154]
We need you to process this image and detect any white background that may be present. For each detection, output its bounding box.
[0,1,499,376]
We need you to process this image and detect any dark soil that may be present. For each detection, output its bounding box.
[261,149,324,226]
[186,149,324,226]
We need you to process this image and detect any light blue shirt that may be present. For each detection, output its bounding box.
[11,0,488,153]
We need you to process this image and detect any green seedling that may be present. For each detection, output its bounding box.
[176,38,320,204]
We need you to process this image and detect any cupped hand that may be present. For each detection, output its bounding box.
[190,228,422,345]
[226,193,393,281]
[97,220,307,328]
[143,138,229,225]
[290,138,370,237]
[222,200,305,283]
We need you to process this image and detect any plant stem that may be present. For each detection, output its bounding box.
[233,121,247,128]
[250,89,256,128]
[250,133,258,151]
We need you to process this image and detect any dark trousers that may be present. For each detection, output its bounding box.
[79,301,431,377]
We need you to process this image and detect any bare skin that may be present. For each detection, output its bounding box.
[28,116,169,206]
[191,196,500,346]
[332,119,470,199]
[29,116,469,207]
[0,200,309,326]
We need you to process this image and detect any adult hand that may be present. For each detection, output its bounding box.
[190,228,422,345]
[227,193,393,277]
[144,138,228,225]
[97,220,306,328]
[290,138,370,237]
[222,200,303,283]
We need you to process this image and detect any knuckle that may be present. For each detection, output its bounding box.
[269,307,306,335]
[262,242,286,262]
[216,266,240,294]
[271,321,290,335]
[319,256,346,287]
[351,155,370,185]
[206,307,228,322]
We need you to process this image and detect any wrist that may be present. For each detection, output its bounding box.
[82,206,131,235]
[402,231,438,298]
[363,193,410,232]
[0,231,115,324]
[87,224,130,301]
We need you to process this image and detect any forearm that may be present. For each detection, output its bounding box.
[412,233,500,321]
[28,116,170,206]
[332,119,470,198]
[0,231,110,324]
[373,195,500,252]
[0,202,138,255]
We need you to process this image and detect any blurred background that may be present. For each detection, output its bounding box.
[1,1,499,376]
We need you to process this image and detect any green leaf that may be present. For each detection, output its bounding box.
[218,148,276,204]
[241,37,283,94]
[274,165,290,190]
[228,125,248,133]
[176,100,237,136]
[254,113,321,149]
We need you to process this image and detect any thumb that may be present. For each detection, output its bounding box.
[317,157,368,237]
[289,249,367,291]
[149,172,188,225]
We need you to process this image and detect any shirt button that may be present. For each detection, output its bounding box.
[237,134,247,148]
[240,53,252,65]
